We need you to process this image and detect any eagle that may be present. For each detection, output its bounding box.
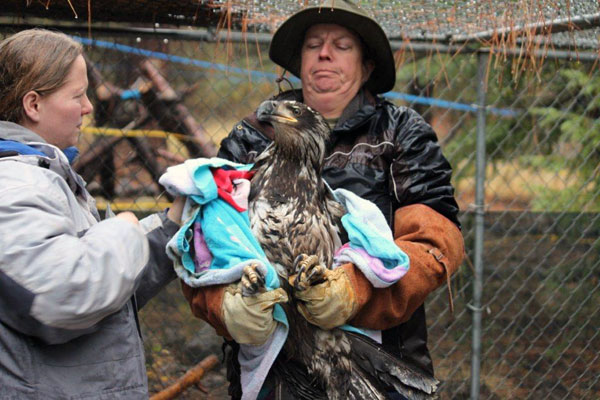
[239,100,438,400]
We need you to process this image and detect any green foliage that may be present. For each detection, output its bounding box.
[531,184,599,212]
[526,67,600,210]
[395,52,599,212]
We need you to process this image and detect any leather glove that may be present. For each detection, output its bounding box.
[221,283,288,345]
[290,267,358,330]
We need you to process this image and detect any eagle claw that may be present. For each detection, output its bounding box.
[293,254,326,291]
[241,263,265,296]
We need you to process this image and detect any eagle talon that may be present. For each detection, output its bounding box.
[241,263,265,296]
[293,254,326,291]
[293,253,308,267]
[294,265,307,291]
[306,264,326,283]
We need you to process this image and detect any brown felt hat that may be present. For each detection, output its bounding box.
[269,0,396,94]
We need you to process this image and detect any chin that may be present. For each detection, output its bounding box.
[313,80,339,90]
[312,88,342,97]
[64,135,79,148]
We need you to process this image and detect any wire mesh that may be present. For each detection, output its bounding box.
[0,21,598,399]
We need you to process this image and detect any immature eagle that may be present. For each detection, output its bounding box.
[241,100,438,399]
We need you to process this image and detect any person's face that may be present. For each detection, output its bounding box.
[29,55,93,149]
[300,24,372,98]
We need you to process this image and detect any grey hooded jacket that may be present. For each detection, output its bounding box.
[0,121,179,399]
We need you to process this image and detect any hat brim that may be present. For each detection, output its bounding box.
[269,6,396,94]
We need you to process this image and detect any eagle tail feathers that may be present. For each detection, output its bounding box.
[345,330,440,399]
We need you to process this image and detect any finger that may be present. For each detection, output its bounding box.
[258,289,289,310]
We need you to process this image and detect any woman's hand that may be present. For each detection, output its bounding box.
[115,211,139,225]
[167,196,185,225]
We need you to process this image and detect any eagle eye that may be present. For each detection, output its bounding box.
[292,107,302,116]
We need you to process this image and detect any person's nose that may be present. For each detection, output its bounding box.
[318,42,332,60]
[82,94,94,115]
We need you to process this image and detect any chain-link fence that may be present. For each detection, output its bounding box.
[1,22,598,399]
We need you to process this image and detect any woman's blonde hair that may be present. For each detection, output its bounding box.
[0,29,83,123]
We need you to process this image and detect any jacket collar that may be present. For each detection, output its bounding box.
[335,89,378,131]
[0,120,86,195]
[0,120,48,144]
[0,121,79,164]
[272,89,380,132]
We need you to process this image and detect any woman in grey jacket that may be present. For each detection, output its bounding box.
[0,29,182,399]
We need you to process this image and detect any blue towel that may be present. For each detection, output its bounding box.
[161,158,288,400]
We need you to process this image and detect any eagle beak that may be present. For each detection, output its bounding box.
[257,100,297,124]
[257,100,276,122]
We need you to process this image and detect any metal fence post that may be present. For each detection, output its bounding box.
[470,51,489,400]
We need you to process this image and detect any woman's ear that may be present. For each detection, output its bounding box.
[22,90,42,123]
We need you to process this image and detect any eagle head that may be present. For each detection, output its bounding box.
[256,100,330,166]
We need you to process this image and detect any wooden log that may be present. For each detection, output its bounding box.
[74,135,123,172]
[149,354,219,400]
[85,55,123,101]
[125,136,173,201]
[157,148,186,164]
[75,136,121,198]
[81,58,206,200]
[74,116,152,199]
[139,59,217,157]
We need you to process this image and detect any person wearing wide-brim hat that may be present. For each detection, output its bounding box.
[269,0,396,96]
[183,0,465,398]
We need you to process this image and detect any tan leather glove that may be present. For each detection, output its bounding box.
[221,283,288,345]
[291,267,358,330]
